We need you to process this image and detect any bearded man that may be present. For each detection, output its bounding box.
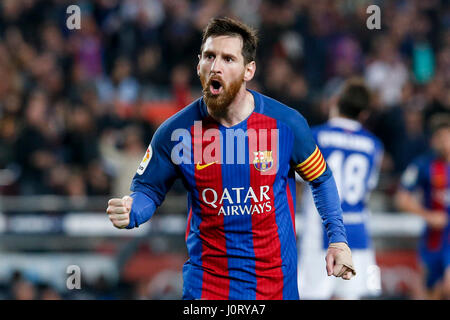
[106,17,355,300]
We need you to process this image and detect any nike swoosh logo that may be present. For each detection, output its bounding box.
[196,162,216,170]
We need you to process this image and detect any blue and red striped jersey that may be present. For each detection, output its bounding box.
[400,153,450,252]
[129,89,346,300]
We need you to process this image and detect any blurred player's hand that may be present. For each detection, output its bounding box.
[424,211,448,229]
[326,242,356,280]
[106,195,133,229]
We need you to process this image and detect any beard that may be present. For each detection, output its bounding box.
[200,72,244,117]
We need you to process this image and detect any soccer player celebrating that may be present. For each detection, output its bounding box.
[297,79,383,299]
[106,17,355,300]
[396,114,450,300]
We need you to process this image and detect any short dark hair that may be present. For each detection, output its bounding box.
[428,113,450,135]
[337,78,371,119]
[201,17,258,65]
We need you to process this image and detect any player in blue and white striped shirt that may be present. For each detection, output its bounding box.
[297,78,383,299]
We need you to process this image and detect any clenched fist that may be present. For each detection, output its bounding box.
[106,195,133,229]
[326,242,356,280]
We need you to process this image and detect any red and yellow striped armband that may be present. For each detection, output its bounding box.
[296,146,327,181]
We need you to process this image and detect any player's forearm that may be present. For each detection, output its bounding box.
[126,191,157,229]
[309,168,347,244]
[395,189,428,218]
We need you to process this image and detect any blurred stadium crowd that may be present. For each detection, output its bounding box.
[0,0,449,299]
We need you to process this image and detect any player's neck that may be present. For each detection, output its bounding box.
[330,115,360,125]
[332,113,355,121]
[207,87,254,128]
[331,112,363,125]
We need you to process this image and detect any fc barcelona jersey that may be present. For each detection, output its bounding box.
[400,153,450,253]
[130,89,345,300]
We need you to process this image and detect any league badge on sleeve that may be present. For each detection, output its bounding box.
[137,145,153,175]
[400,165,418,188]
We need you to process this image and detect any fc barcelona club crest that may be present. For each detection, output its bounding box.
[253,151,273,172]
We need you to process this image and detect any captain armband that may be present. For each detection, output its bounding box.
[296,146,327,182]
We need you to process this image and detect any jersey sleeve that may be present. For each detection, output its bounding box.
[130,123,179,207]
[400,157,426,192]
[290,115,327,182]
[288,113,347,244]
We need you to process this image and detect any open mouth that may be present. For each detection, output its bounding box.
[209,79,223,95]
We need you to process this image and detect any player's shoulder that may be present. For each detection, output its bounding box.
[401,152,434,187]
[408,151,435,169]
[325,118,384,151]
[253,90,310,130]
[358,126,384,151]
[310,122,331,135]
[401,152,436,186]
[152,97,203,140]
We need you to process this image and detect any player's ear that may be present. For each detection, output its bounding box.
[244,61,256,82]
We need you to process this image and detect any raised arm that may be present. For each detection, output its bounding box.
[106,123,179,229]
